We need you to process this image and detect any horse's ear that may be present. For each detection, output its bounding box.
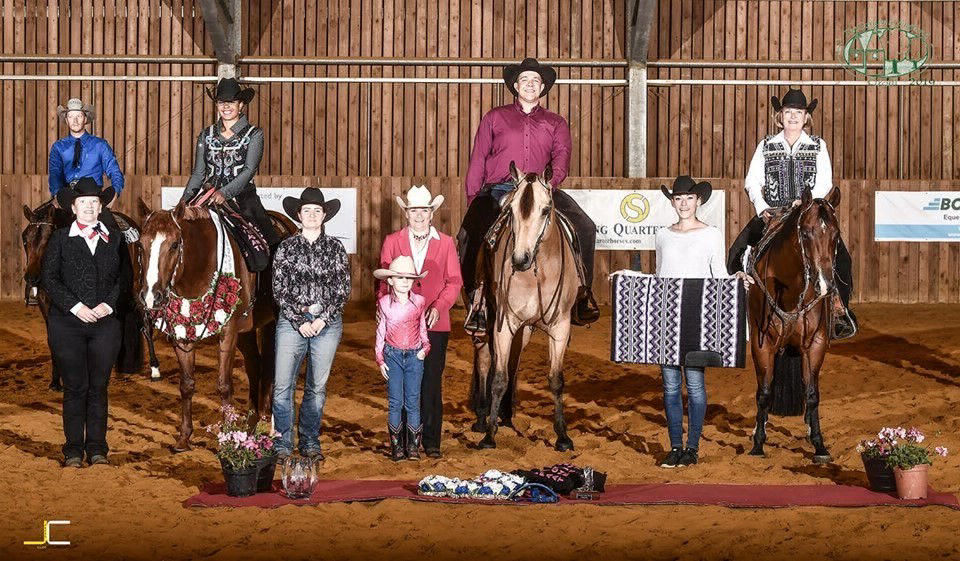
[137,197,151,220]
[801,187,813,205]
[542,164,553,185]
[826,187,841,208]
[173,200,186,218]
[509,161,521,183]
[22,204,34,222]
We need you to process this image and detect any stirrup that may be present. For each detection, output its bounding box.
[463,287,488,336]
[832,309,858,340]
[571,286,600,326]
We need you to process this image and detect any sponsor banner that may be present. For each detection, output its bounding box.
[874,191,960,242]
[563,189,725,251]
[160,187,359,253]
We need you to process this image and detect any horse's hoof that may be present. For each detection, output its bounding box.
[470,420,487,433]
[748,446,765,457]
[477,435,497,449]
[812,454,833,465]
[171,443,192,453]
[150,366,161,381]
[554,437,574,452]
[48,382,63,392]
[498,419,514,429]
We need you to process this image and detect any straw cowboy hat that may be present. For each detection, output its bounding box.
[57,98,96,122]
[205,77,255,104]
[395,185,444,210]
[281,187,341,222]
[503,58,557,98]
[373,255,428,280]
[771,88,818,114]
[56,177,115,209]
[660,175,712,203]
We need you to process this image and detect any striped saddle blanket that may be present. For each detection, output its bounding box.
[610,273,747,368]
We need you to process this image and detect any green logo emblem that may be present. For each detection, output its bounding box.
[840,21,932,79]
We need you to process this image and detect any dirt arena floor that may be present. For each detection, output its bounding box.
[0,300,958,561]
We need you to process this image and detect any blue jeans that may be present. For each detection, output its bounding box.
[660,365,707,450]
[273,316,343,454]
[490,182,515,203]
[384,344,424,428]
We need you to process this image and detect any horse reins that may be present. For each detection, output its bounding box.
[749,200,839,343]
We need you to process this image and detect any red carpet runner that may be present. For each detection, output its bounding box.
[183,480,960,510]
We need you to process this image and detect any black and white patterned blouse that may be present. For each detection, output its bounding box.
[744,130,833,216]
[272,232,351,326]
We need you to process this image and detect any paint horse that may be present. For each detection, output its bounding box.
[138,201,295,451]
[747,187,845,464]
[472,163,581,450]
[21,199,160,389]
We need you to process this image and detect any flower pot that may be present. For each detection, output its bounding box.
[893,464,929,500]
[220,459,258,498]
[256,456,278,493]
[861,453,897,493]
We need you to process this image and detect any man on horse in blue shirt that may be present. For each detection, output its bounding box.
[48,98,125,231]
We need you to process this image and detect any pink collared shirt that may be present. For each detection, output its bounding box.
[374,292,431,366]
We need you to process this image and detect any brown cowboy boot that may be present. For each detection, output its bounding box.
[571,286,600,326]
[388,423,406,462]
[406,425,423,461]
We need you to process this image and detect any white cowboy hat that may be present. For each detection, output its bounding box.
[56,98,96,122]
[396,185,444,210]
[373,255,428,280]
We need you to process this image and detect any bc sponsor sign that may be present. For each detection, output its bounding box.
[563,189,725,251]
[160,187,358,254]
[874,191,960,241]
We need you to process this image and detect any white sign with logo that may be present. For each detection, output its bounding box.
[160,187,358,254]
[875,191,960,242]
[562,189,726,251]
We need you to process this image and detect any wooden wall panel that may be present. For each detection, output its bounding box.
[3,174,958,305]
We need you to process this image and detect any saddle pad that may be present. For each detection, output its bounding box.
[610,272,747,368]
[207,209,237,276]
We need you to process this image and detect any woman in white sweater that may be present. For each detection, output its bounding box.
[654,176,750,468]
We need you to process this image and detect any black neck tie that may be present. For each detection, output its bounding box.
[72,138,82,168]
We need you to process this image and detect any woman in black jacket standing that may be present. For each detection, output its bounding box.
[42,177,130,467]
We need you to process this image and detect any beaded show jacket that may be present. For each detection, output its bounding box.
[761,134,823,208]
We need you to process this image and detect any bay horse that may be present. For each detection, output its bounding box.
[21,199,160,388]
[473,162,580,451]
[138,201,295,451]
[747,187,844,464]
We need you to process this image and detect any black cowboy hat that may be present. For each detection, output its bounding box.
[282,187,341,223]
[55,177,115,209]
[771,88,817,114]
[503,58,557,98]
[660,175,712,203]
[205,78,255,104]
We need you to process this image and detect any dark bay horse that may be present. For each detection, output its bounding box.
[21,200,160,388]
[747,187,844,464]
[472,163,581,451]
[138,202,295,451]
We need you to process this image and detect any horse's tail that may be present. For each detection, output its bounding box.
[769,347,805,416]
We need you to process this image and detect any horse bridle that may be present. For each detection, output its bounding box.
[749,199,840,327]
[494,180,569,331]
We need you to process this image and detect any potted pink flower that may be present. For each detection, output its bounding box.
[857,427,900,492]
[206,405,281,497]
[877,427,949,500]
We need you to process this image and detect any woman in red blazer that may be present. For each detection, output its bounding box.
[378,185,463,457]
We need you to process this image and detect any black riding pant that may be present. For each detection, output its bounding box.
[234,189,282,247]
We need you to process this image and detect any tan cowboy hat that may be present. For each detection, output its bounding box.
[373,255,428,280]
[56,98,96,122]
[395,185,444,210]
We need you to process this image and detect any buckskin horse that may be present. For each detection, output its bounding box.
[747,187,845,464]
[472,163,581,451]
[21,199,160,388]
[138,201,295,451]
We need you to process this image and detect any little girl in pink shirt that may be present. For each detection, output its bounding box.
[374,256,431,461]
